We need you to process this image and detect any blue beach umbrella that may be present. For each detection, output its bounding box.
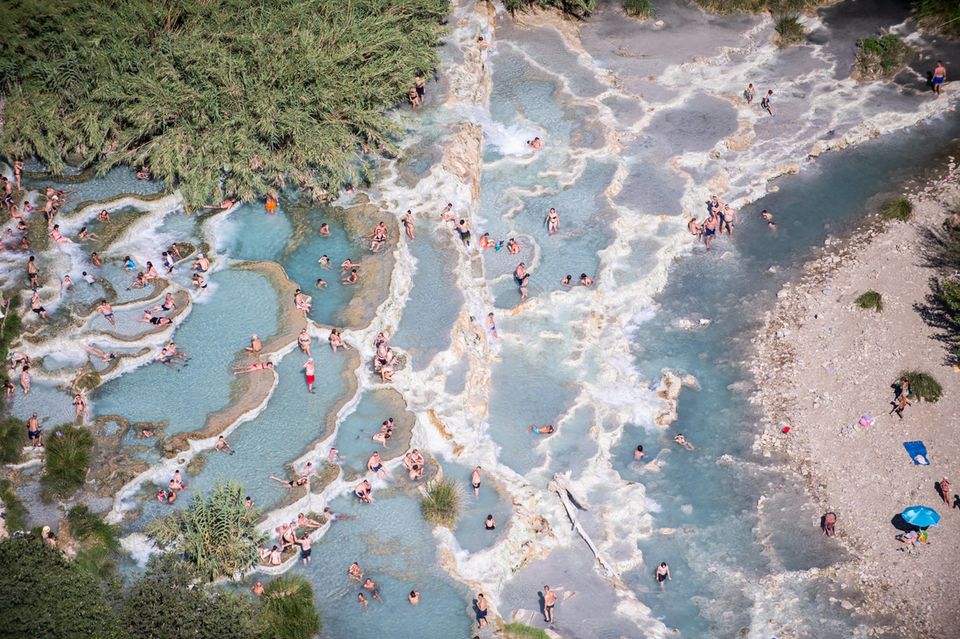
[901,505,941,529]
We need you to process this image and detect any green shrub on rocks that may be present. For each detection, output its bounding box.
[41,425,95,501]
[504,0,596,18]
[900,371,943,403]
[879,197,913,222]
[503,622,551,638]
[259,575,322,639]
[146,481,264,581]
[0,480,28,532]
[0,416,25,464]
[775,15,805,45]
[913,0,960,37]
[855,35,914,80]
[855,291,883,312]
[624,0,654,18]
[421,477,462,528]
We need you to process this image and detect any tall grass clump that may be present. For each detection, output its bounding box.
[624,0,654,18]
[146,481,264,581]
[0,480,28,532]
[913,0,960,37]
[775,15,805,45]
[0,296,22,410]
[0,0,450,208]
[900,371,943,403]
[504,0,596,18]
[0,416,25,464]
[66,504,120,550]
[40,425,94,501]
[855,291,883,312]
[259,575,322,639]
[421,478,462,528]
[855,35,914,80]
[503,622,551,638]
[879,197,913,221]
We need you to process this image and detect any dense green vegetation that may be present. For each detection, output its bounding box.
[922,219,960,364]
[775,15,805,45]
[624,0,654,18]
[0,416,24,464]
[0,534,123,639]
[421,477,462,527]
[146,481,265,581]
[900,371,943,403]
[0,296,22,411]
[913,0,960,37]
[0,479,28,532]
[503,622,551,638]
[40,425,94,501]
[880,197,914,221]
[855,290,883,313]
[121,554,261,639]
[0,533,322,639]
[693,0,809,14]
[259,576,322,639]
[504,0,595,18]
[0,0,449,207]
[855,35,914,80]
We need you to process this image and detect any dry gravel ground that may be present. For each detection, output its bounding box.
[753,164,960,638]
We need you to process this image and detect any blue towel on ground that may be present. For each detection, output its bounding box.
[903,441,929,465]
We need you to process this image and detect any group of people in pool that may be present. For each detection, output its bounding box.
[155,468,187,505]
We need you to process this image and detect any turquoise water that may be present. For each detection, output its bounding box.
[331,389,409,481]
[392,224,462,369]
[23,166,164,212]
[297,492,472,639]
[9,2,960,638]
[93,269,279,434]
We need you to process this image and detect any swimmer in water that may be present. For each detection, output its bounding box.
[688,217,701,239]
[561,274,572,287]
[214,435,233,453]
[367,451,386,479]
[318,254,331,269]
[408,590,420,605]
[634,445,645,461]
[472,466,482,496]
[316,278,327,289]
[580,273,593,287]
[507,238,521,255]
[545,207,560,236]
[673,434,695,450]
[362,578,384,603]
[61,274,74,292]
[355,479,374,504]
[348,562,363,580]
[530,424,555,434]
[319,223,331,237]
[527,137,543,150]
[402,210,415,240]
[342,269,359,285]
[761,209,776,229]
[271,475,309,488]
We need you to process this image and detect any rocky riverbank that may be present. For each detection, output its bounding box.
[752,162,960,637]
